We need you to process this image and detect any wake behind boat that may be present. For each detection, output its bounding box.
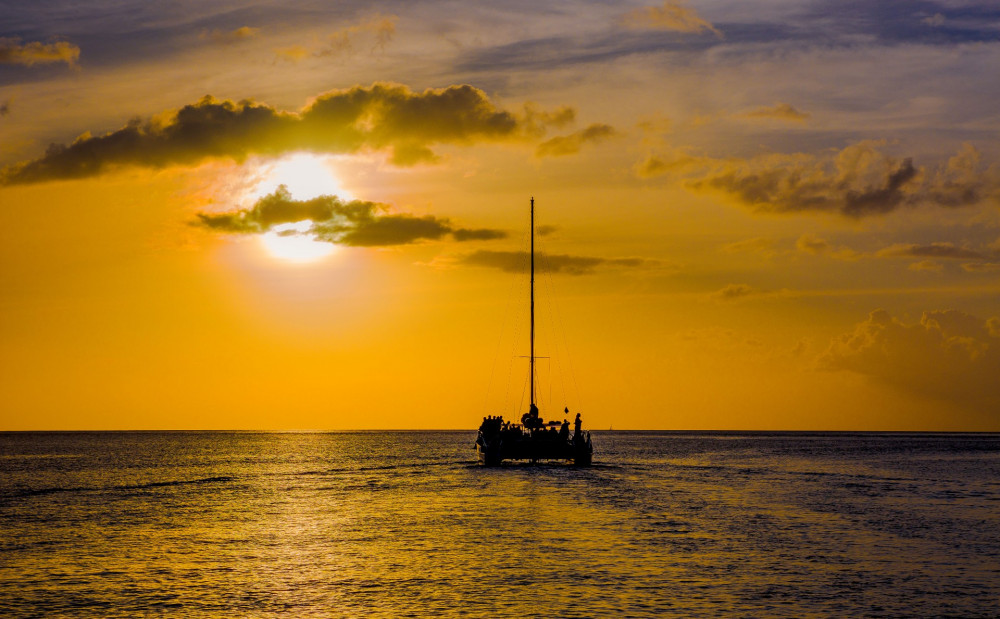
[475,198,593,466]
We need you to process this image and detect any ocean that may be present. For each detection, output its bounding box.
[1,431,997,617]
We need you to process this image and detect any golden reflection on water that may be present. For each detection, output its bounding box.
[1,432,998,617]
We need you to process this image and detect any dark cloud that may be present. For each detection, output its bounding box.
[909,260,943,272]
[452,228,507,241]
[676,142,1000,218]
[795,234,829,254]
[961,262,1000,273]
[1,83,574,184]
[821,309,1000,410]
[712,283,758,300]
[0,38,79,67]
[721,237,775,255]
[196,185,506,247]
[876,242,983,260]
[0,99,9,116]
[200,26,260,45]
[741,103,809,123]
[634,150,704,179]
[535,225,558,237]
[457,249,655,275]
[535,124,615,158]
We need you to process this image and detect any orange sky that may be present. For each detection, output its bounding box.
[1,1,999,430]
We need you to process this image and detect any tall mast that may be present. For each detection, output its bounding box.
[530,196,535,407]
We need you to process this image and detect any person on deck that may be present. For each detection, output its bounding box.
[521,403,542,429]
[560,419,570,441]
[573,412,582,440]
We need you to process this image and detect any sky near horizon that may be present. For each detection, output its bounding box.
[1,0,999,431]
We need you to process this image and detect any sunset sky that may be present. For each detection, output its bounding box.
[2,1,998,431]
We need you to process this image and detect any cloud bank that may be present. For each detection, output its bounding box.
[2,83,574,184]
[197,185,505,247]
[821,309,1000,409]
[457,249,655,275]
[641,142,1000,218]
[876,242,983,260]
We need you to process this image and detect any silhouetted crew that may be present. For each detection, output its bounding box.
[522,402,542,429]
[573,412,582,440]
[560,419,570,441]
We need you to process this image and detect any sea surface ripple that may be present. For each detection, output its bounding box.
[1,431,998,617]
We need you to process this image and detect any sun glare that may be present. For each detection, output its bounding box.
[253,152,352,201]
[260,221,336,263]
[248,153,348,263]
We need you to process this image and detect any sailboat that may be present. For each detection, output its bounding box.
[475,198,594,467]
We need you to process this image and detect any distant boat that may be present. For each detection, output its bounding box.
[475,198,593,466]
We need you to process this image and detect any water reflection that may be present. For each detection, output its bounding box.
[1,431,997,617]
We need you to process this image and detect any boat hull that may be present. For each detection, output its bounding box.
[476,431,592,467]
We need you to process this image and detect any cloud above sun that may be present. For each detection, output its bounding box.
[1,83,581,184]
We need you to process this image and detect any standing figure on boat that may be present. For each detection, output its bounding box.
[522,402,543,430]
[573,412,582,440]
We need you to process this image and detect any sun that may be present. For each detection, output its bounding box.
[260,221,336,263]
[252,152,352,201]
[249,153,349,263]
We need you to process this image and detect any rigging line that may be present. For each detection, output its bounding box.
[534,217,561,414]
[503,213,532,416]
[535,234,570,412]
[482,242,525,416]
[545,251,584,411]
[517,367,529,419]
[540,257,568,410]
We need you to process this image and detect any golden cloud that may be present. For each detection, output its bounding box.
[0,38,80,67]
[821,309,1000,409]
[623,2,723,37]
[535,124,615,158]
[2,83,576,184]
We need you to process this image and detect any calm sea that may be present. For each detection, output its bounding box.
[1,431,998,617]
